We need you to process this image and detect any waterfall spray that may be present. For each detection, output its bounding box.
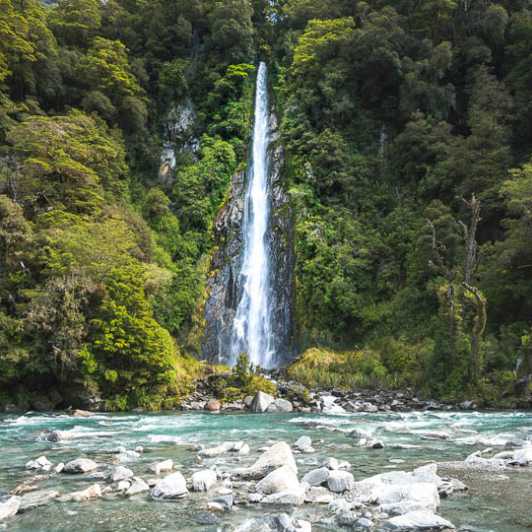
[230,62,275,368]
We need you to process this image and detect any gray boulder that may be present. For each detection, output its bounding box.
[269,399,293,413]
[302,467,329,487]
[150,472,188,500]
[64,458,98,474]
[191,470,217,491]
[293,436,312,450]
[125,478,150,496]
[0,496,21,520]
[250,391,275,413]
[243,442,297,479]
[327,470,355,492]
[255,465,300,495]
[111,466,134,483]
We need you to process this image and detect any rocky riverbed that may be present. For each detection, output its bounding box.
[1,408,532,531]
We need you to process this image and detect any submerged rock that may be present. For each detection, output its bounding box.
[150,472,188,500]
[19,490,59,513]
[385,510,455,530]
[70,484,102,502]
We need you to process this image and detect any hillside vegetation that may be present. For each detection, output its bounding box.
[1,0,532,408]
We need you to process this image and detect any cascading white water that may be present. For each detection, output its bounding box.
[230,62,275,368]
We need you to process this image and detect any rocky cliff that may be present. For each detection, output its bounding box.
[201,112,294,366]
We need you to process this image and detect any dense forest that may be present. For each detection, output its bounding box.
[1,0,532,410]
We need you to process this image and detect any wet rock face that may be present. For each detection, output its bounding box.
[201,111,294,366]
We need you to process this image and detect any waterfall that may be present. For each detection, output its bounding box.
[230,62,275,368]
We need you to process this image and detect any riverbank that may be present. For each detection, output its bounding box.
[1,409,532,530]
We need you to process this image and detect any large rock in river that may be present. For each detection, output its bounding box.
[242,442,297,479]
[255,465,300,495]
[0,496,21,521]
[64,458,98,474]
[150,472,188,500]
[250,392,275,413]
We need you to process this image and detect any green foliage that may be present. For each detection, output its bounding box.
[286,347,389,389]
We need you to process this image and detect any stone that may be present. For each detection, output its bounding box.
[191,470,217,491]
[18,491,59,513]
[274,513,312,531]
[71,409,94,418]
[150,472,188,500]
[26,456,52,471]
[368,440,385,449]
[385,510,455,530]
[70,484,102,502]
[513,446,532,466]
[322,457,340,470]
[302,467,329,487]
[125,478,150,496]
[337,512,360,526]
[272,399,293,412]
[194,510,219,524]
[262,484,307,506]
[86,472,107,481]
[212,494,234,509]
[199,445,228,458]
[148,459,173,475]
[244,396,254,407]
[205,400,221,411]
[239,444,250,455]
[459,401,474,410]
[111,466,134,483]
[206,501,225,513]
[234,518,272,532]
[243,442,298,479]
[116,480,131,492]
[117,450,141,462]
[255,465,300,495]
[250,391,275,412]
[247,493,263,503]
[378,484,440,515]
[356,517,375,529]
[328,498,351,513]
[293,436,312,450]
[51,462,64,475]
[0,496,21,520]
[363,403,379,413]
[328,470,355,492]
[64,458,98,474]
[10,484,39,496]
[45,431,71,443]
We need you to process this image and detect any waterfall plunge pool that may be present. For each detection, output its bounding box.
[1,410,532,531]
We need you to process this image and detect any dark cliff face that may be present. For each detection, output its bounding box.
[201,112,294,366]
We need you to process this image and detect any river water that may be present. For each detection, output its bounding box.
[1,410,531,530]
